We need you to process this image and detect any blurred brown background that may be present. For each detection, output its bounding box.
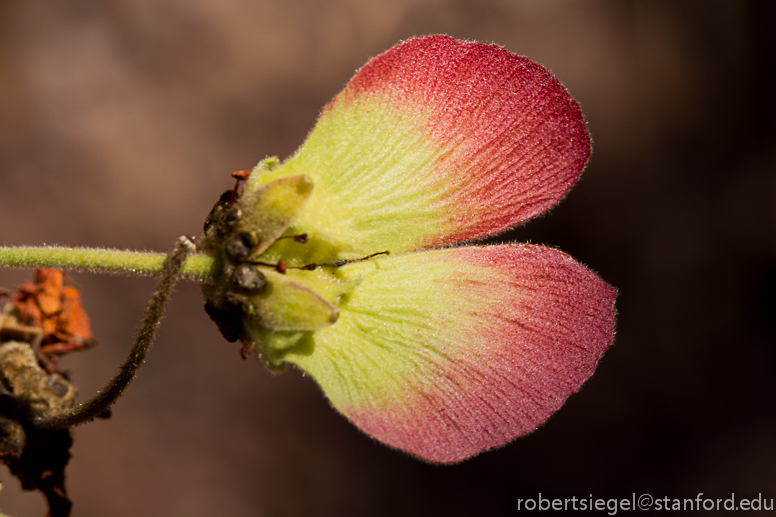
[1,0,775,515]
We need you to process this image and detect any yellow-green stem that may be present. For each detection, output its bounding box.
[0,245,215,281]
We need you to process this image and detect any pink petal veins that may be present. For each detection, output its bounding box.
[285,244,615,463]
[336,35,591,246]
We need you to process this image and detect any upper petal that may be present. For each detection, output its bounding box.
[249,35,590,254]
[276,244,616,463]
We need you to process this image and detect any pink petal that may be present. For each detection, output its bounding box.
[282,244,616,463]
[252,35,591,253]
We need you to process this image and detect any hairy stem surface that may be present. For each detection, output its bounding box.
[32,237,196,429]
[0,245,215,281]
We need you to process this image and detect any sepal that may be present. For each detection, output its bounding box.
[235,174,314,257]
[242,268,339,331]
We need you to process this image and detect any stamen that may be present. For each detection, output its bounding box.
[248,250,389,274]
[227,170,252,207]
[248,259,288,274]
[276,233,309,243]
[335,251,390,267]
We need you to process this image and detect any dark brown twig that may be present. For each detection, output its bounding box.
[32,236,195,430]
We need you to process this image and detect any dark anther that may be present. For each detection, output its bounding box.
[203,191,243,241]
[98,408,112,419]
[225,231,258,263]
[46,378,70,398]
[203,190,233,233]
[276,259,287,274]
[204,300,218,318]
[204,298,243,343]
[231,264,267,294]
[223,207,242,228]
[223,292,248,312]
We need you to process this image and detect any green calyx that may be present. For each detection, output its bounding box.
[201,158,354,366]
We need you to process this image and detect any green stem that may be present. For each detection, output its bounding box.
[0,245,215,281]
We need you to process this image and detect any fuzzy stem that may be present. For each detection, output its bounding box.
[32,237,196,430]
[0,245,215,281]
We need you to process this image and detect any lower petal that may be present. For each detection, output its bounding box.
[279,244,616,463]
